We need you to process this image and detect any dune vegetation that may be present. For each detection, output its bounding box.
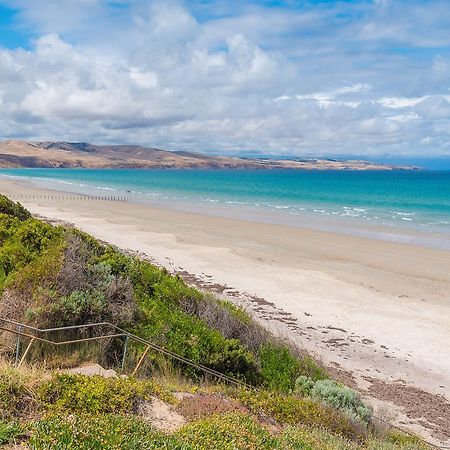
[0,194,432,449]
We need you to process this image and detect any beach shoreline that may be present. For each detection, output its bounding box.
[1,177,449,444]
[2,169,450,252]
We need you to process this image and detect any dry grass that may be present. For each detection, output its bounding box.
[177,393,248,420]
[0,362,49,420]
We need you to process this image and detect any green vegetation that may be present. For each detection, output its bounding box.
[295,376,372,424]
[178,412,278,450]
[0,365,434,450]
[29,414,183,450]
[281,426,361,450]
[234,388,365,441]
[0,420,24,446]
[0,365,42,420]
[0,194,31,221]
[0,195,320,388]
[0,195,434,449]
[39,373,174,415]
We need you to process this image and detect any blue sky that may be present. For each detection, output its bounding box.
[0,4,26,48]
[0,0,449,159]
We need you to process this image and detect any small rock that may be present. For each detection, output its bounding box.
[64,363,117,378]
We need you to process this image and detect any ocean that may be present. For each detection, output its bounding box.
[1,168,450,249]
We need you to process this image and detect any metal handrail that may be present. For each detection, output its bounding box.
[0,318,252,389]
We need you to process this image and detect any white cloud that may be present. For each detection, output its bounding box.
[377,97,427,109]
[387,113,420,123]
[0,0,449,157]
[129,68,158,89]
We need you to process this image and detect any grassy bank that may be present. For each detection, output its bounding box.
[0,365,431,449]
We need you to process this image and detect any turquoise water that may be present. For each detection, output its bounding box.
[1,168,450,246]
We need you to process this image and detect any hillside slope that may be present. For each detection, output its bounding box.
[0,140,419,170]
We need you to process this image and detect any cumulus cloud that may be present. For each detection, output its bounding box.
[0,0,449,157]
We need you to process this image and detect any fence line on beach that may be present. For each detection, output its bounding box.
[8,194,129,202]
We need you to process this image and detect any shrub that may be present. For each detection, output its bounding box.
[38,374,173,415]
[58,290,106,321]
[259,343,299,392]
[297,356,328,381]
[0,213,21,244]
[180,294,270,354]
[15,219,61,256]
[0,241,64,324]
[177,412,278,450]
[7,234,138,329]
[29,414,185,450]
[295,375,316,395]
[133,294,257,381]
[97,247,134,277]
[0,195,30,221]
[0,219,62,279]
[53,236,137,327]
[217,299,253,325]
[294,377,372,424]
[235,389,364,441]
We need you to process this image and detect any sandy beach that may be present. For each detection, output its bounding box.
[1,177,449,445]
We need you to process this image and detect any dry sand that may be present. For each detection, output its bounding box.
[1,178,449,445]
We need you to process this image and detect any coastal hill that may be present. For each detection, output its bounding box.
[0,140,419,170]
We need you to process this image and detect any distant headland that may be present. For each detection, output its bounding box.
[0,140,421,170]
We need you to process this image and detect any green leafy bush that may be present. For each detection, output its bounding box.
[15,219,61,255]
[235,389,364,441]
[259,343,299,392]
[39,374,171,415]
[0,218,62,278]
[133,288,257,381]
[0,195,30,221]
[0,241,64,324]
[58,290,106,321]
[295,377,372,424]
[0,213,21,244]
[177,412,278,450]
[217,299,253,325]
